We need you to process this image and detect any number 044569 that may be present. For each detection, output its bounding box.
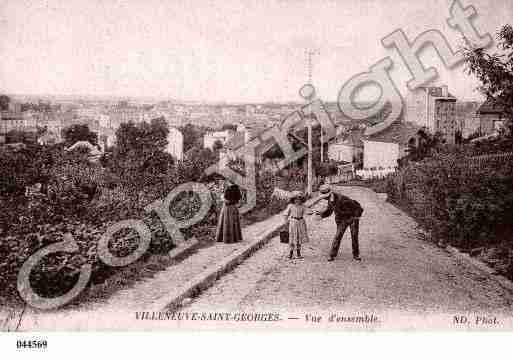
[16,339,47,349]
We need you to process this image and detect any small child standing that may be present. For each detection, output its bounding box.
[283,191,313,259]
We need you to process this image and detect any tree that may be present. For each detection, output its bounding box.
[61,124,98,146]
[6,130,36,144]
[0,95,10,111]
[177,146,217,182]
[115,117,169,156]
[316,161,338,177]
[179,123,212,153]
[464,24,513,138]
[405,128,443,161]
[213,139,224,152]
[179,123,200,153]
[109,118,173,190]
[0,142,60,196]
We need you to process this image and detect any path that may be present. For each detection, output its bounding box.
[7,186,513,330]
[13,210,286,330]
[183,186,513,329]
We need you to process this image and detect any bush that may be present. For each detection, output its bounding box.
[387,150,513,276]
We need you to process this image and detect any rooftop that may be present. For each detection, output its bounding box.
[66,140,102,156]
[224,132,245,150]
[478,98,506,114]
[331,129,364,147]
[365,120,422,145]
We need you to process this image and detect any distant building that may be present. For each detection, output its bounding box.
[0,109,36,134]
[166,127,183,161]
[236,123,247,133]
[203,130,233,150]
[234,123,259,144]
[455,102,481,138]
[108,106,145,127]
[76,107,100,119]
[173,105,187,116]
[477,99,508,136]
[363,121,422,169]
[245,105,256,116]
[190,111,209,120]
[221,107,237,117]
[37,130,62,146]
[8,101,22,114]
[363,141,399,169]
[406,85,457,143]
[98,114,112,129]
[39,118,65,136]
[98,127,116,150]
[328,130,363,163]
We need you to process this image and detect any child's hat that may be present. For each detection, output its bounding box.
[290,190,304,199]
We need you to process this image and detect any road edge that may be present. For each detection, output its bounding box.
[372,187,513,295]
[151,195,319,312]
[445,245,513,293]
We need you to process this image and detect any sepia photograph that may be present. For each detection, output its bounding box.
[1,0,513,343]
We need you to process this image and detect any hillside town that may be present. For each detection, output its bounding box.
[0,84,505,176]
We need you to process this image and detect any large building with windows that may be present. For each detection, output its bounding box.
[406,85,457,144]
[0,107,37,134]
[166,127,183,161]
[203,130,233,150]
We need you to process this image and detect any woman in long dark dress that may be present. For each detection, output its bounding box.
[216,183,243,243]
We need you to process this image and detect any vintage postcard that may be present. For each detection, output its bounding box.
[1,0,513,339]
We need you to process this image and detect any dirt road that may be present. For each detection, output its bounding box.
[185,186,513,328]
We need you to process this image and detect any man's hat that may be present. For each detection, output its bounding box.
[319,184,332,198]
[290,190,304,200]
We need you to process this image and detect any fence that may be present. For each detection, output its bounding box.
[355,167,397,180]
[467,152,513,171]
[271,187,293,200]
[323,172,354,184]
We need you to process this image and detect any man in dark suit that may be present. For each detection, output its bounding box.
[314,184,364,261]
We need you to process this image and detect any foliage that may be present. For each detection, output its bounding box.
[61,124,98,146]
[464,24,513,139]
[0,94,10,111]
[0,117,294,306]
[107,118,174,191]
[386,149,513,276]
[0,143,55,196]
[213,139,224,152]
[177,146,217,183]
[179,123,212,153]
[315,160,338,177]
[20,101,53,113]
[5,130,38,144]
[405,129,444,162]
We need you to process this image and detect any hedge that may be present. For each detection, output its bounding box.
[385,151,513,277]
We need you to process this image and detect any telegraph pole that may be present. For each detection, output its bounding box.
[302,48,319,196]
[307,116,313,196]
[320,118,324,163]
[305,49,324,163]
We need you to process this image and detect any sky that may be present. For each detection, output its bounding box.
[1,0,512,103]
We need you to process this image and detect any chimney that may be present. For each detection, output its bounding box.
[442,85,448,97]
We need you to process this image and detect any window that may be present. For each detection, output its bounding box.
[494,120,505,131]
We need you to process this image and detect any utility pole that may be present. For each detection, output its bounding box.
[302,48,319,197]
[320,119,324,163]
[307,116,313,196]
